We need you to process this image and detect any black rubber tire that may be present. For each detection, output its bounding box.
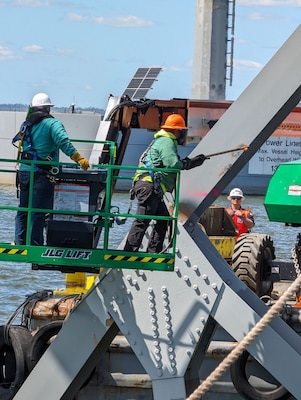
[0,325,32,400]
[230,350,291,400]
[231,233,275,297]
[27,320,63,371]
[27,321,95,390]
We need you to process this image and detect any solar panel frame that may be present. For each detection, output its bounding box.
[122,67,162,99]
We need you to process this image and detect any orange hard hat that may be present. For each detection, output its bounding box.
[161,114,187,130]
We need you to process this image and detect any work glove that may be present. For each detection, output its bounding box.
[181,154,208,170]
[71,151,90,170]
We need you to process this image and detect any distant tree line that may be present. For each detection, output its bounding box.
[0,104,104,115]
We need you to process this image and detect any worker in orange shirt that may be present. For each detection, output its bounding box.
[226,188,254,238]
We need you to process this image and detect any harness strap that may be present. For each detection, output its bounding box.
[20,152,57,172]
[13,111,57,196]
[14,112,56,167]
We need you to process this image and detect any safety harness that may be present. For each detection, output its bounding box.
[132,139,167,196]
[12,111,58,196]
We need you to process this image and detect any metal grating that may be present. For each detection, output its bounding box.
[122,67,162,99]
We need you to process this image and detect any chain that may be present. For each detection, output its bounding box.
[292,246,301,277]
[291,246,301,302]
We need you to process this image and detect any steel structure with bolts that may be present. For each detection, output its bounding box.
[14,25,301,400]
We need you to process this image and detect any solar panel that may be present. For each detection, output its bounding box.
[122,67,162,99]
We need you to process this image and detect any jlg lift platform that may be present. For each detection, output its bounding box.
[0,139,180,272]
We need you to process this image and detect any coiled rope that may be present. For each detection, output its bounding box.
[186,247,301,400]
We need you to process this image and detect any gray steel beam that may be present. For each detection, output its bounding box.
[16,227,301,399]
[179,226,301,396]
[183,24,301,221]
[15,23,301,400]
[14,241,301,400]
[14,277,119,400]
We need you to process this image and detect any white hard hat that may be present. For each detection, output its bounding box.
[227,188,245,201]
[31,93,54,107]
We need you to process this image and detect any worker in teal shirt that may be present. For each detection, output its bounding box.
[14,92,90,246]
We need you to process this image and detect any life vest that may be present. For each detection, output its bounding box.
[226,207,251,237]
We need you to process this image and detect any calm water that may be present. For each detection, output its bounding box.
[0,185,298,324]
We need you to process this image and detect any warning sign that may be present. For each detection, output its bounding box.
[53,183,90,221]
[249,136,301,175]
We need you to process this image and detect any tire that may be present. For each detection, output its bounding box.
[231,233,275,297]
[230,350,291,400]
[27,321,95,390]
[0,325,32,400]
[27,320,63,371]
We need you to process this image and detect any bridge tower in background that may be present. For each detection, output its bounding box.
[192,0,235,100]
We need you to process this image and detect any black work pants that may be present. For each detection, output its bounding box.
[124,179,169,253]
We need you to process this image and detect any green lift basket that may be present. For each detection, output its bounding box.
[264,160,301,224]
[0,139,180,272]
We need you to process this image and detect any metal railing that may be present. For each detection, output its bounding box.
[0,139,180,272]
